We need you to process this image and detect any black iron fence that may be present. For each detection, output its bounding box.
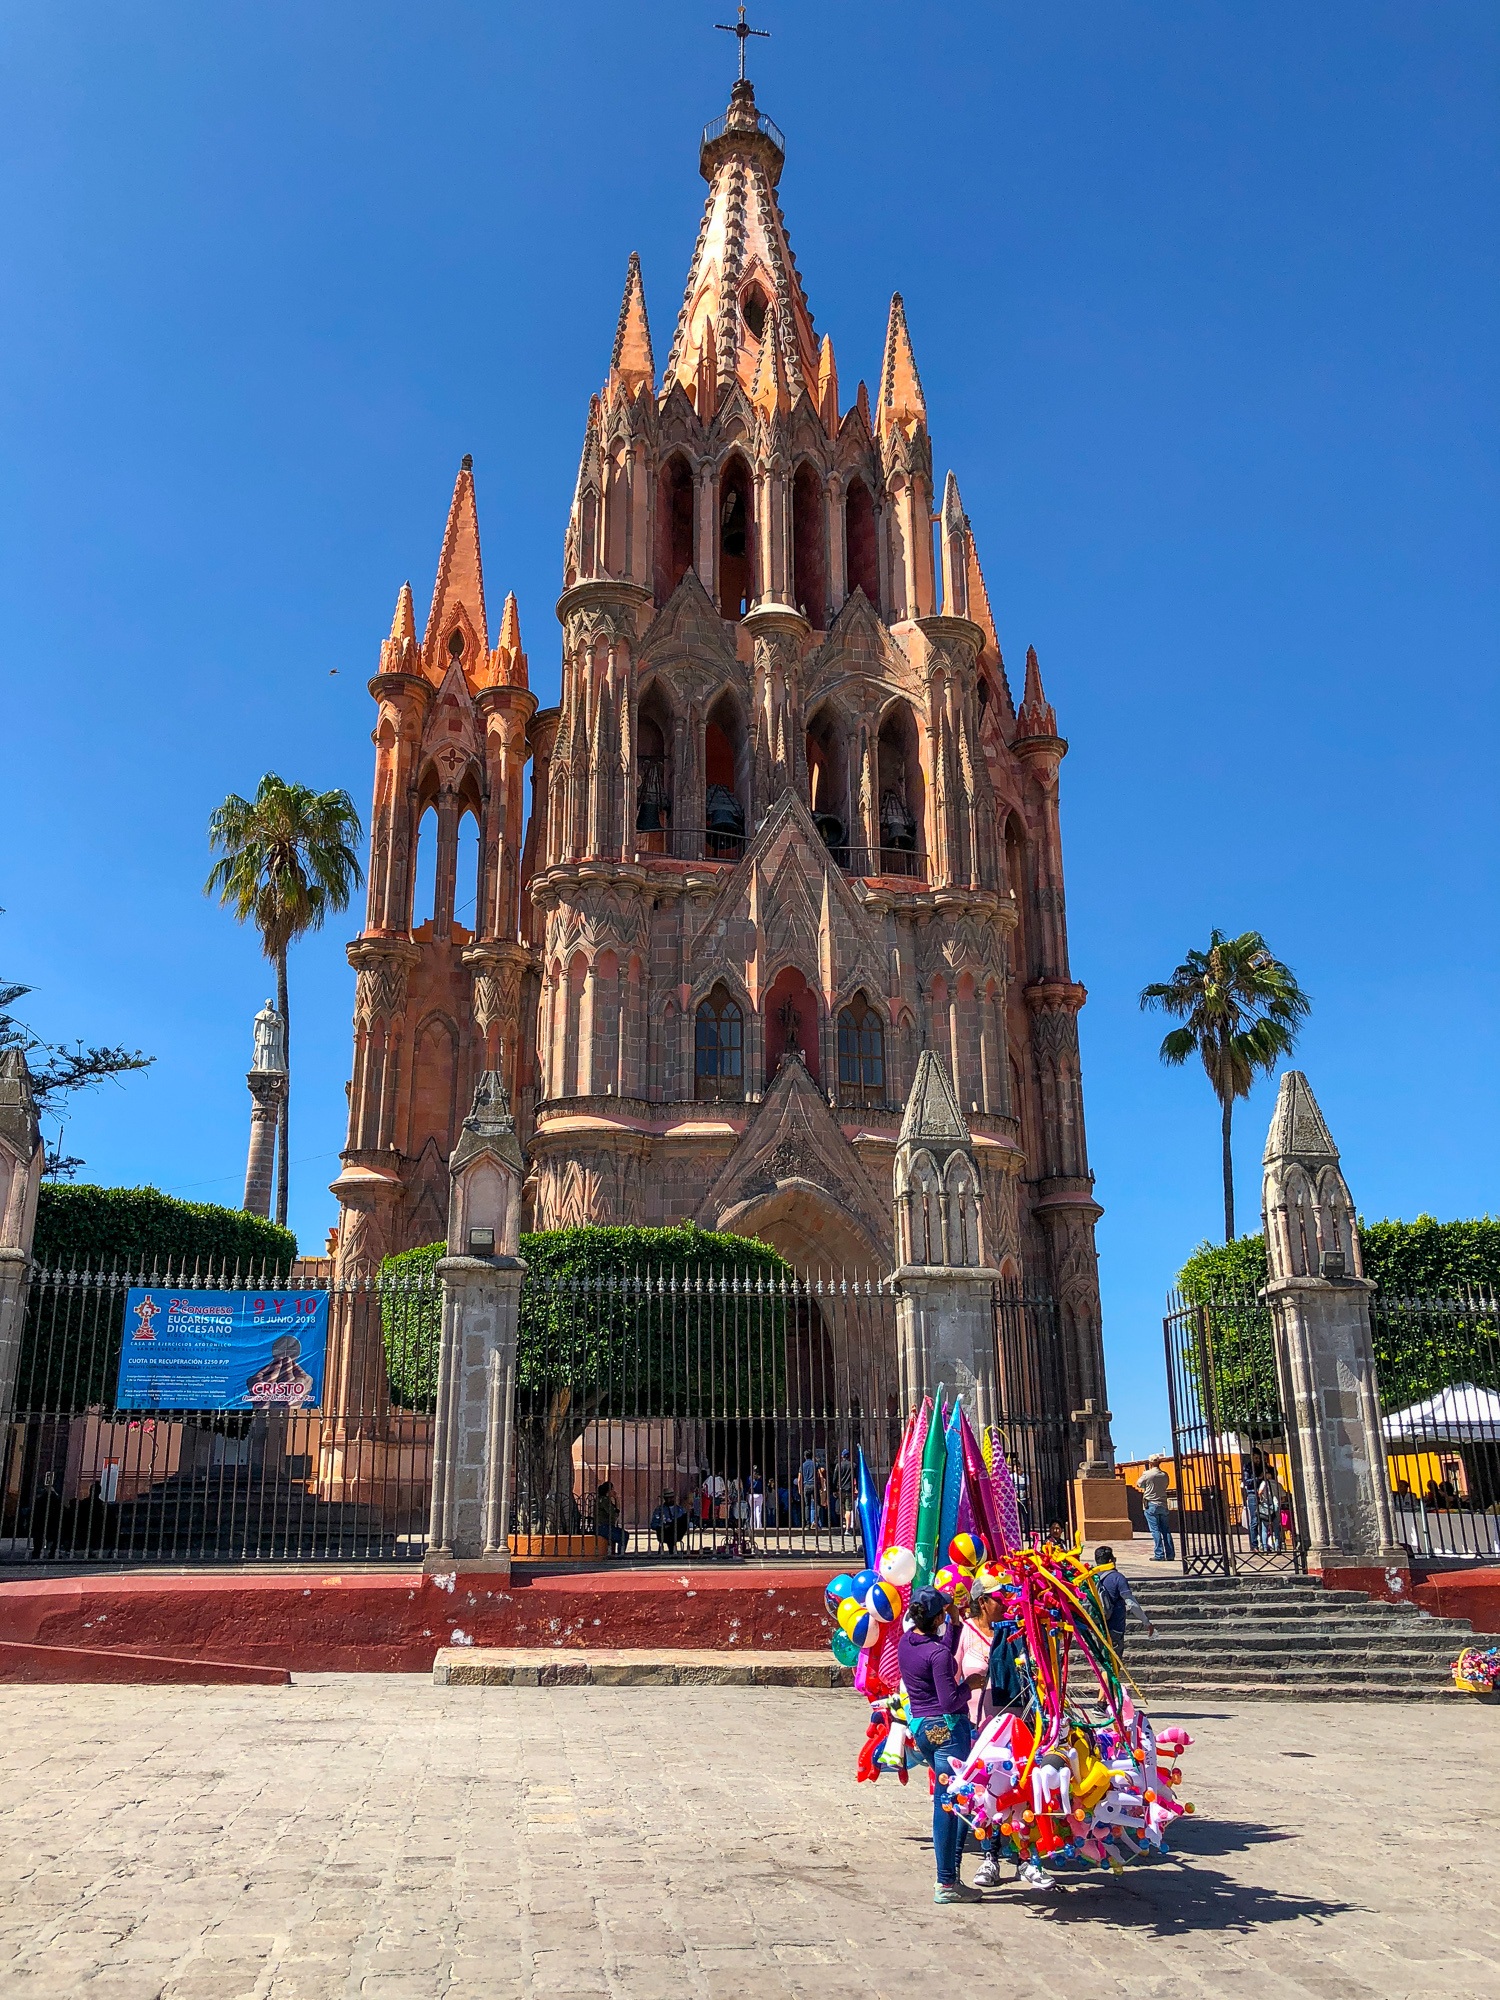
[1164,1284,1500,1572]
[1375,1290,1500,1561]
[5,1256,1073,1570]
[506,1267,902,1561]
[3,1259,439,1564]
[992,1284,1075,1541]
[1162,1290,1303,1576]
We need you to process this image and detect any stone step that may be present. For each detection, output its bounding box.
[1139,1681,1478,1703]
[433,1647,853,1689]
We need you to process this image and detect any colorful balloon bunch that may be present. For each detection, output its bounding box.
[824,1390,1203,1875]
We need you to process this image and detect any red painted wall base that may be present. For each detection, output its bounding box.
[0,1567,836,1678]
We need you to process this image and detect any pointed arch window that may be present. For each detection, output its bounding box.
[695,984,744,1102]
[837,995,885,1108]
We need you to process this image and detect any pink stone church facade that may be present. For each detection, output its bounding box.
[331,79,1108,1423]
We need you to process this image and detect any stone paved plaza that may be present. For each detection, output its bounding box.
[1,1676,1497,2000]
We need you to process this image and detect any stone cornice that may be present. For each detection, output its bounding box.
[554,578,654,628]
[1025,979,1087,1015]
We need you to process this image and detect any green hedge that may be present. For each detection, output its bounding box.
[1179,1216,1500,1301]
[19,1187,297,1411]
[34,1184,297,1276]
[379,1225,793,1411]
[1178,1217,1500,1424]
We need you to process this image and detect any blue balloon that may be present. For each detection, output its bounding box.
[850,1567,879,1602]
[825,1573,856,1617]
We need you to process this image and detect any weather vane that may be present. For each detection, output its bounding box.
[716,4,769,83]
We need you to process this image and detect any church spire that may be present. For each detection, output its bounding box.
[1016,645,1058,739]
[816,333,839,435]
[665,78,818,408]
[877,292,927,440]
[750,310,791,420]
[378,581,418,675]
[424,455,488,673]
[607,252,655,403]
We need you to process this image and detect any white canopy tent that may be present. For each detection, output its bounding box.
[1382,1383,1500,1446]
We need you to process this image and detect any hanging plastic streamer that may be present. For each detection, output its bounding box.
[959,1408,1009,1557]
[982,1423,1023,1551]
[936,1400,966,1561]
[860,1398,930,1698]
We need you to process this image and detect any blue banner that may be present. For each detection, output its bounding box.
[116,1287,329,1412]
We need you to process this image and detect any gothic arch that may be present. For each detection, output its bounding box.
[408,1010,460,1157]
[716,450,756,618]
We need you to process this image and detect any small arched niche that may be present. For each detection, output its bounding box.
[718,455,755,619]
[764,965,819,1084]
[805,704,849,861]
[704,690,748,858]
[876,702,924,876]
[792,462,828,628]
[740,282,769,344]
[844,474,879,607]
[654,453,695,604]
[635,682,674,853]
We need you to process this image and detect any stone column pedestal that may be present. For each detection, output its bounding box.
[425,1254,526,1575]
[895,1267,1002,1428]
[1072,1472,1134,1545]
[1267,1273,1407,1574]
[242,1070,286,1218]
[0,1247,33,1420]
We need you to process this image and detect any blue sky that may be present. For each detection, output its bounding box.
[2,2,1495,1455]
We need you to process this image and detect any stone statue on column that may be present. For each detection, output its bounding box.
[1262,1071,1407,1579]
[426,1072,527,1573]
[243,999,287,1218]
[0,1048,44,1423]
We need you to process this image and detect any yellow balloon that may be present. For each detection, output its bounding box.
[836,1595,865,1638]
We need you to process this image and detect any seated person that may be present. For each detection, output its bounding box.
[649,1489,690,1552]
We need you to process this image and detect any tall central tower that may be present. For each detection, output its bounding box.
[334,70,1109,1456]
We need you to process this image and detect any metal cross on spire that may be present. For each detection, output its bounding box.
[716,4,769,83]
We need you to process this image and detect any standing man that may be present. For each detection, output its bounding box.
[1137,1456,1175,1562]
[1092,1546,1156,1684]
[799,1449,820,1528]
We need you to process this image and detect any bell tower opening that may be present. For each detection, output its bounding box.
[654,453,695,604]
[844,475,878,607]
[718,455,755,619]
[792,462,828,628]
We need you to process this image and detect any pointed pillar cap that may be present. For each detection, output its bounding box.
[1016,645,1058,739]
[608,252,655,400]
[898,1050,973,1155]
[1263,1070,1339,1167]
[877,292,927,439]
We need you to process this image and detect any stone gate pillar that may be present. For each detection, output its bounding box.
[1261,1071,1406,1578]
[892,1052,1001,1425]
[425,1073,526,1574]
[0,1050,43,1423]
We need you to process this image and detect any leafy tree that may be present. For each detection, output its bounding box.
[1,915,153,1178]
[1178,1218,1500,1425]
[382,1227,795,1532]
[206,776,362,1226]
[1141,929,1309,1243]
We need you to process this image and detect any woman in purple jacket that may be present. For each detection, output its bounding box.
[897,1586,981,1903]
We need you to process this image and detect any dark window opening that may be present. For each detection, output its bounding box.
[837,995,886,1108]
[654,454,695,604]
[792,462,828,628]
[695,984,744,1101]
[741,284,768,343]
[806,707,848,861]
[845,476,878,607]
[704,707,746,857]
[718,458,755,619]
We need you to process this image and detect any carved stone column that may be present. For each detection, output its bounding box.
[1262,1072,1407,1579]
[0,1050,43,1424]
[891,1052,1001,1426]
[425,1073,527,1574]
[242,1071,286,1218]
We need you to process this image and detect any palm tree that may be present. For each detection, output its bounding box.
[206,775,363,1226]
[1140,929,1310,1242]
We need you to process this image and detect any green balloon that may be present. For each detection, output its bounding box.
[830,1630,860,1668]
